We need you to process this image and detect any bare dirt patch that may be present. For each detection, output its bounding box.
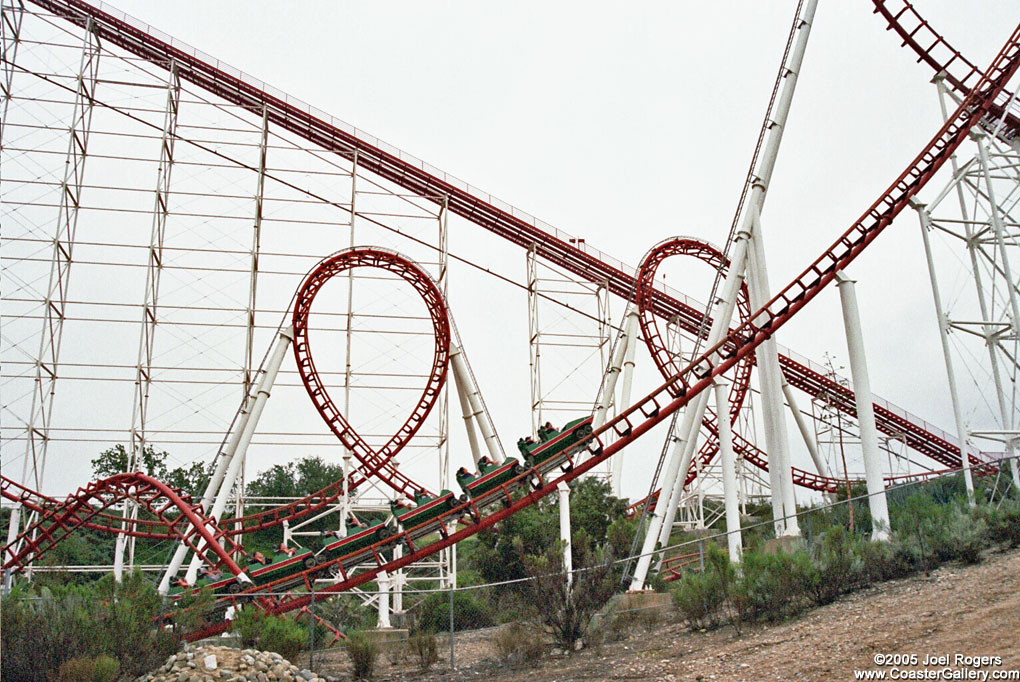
[306,548,1019,681]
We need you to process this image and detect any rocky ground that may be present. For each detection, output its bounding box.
[135,647,328,682]
[302,547,1019,682]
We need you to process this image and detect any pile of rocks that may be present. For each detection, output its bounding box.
[134,645,331,682]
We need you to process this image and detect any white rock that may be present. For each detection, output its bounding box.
[204,654,218,671]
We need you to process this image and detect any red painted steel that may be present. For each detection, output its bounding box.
[292,247,451,498]
[2,473,246,577]
[872,0,1020,139]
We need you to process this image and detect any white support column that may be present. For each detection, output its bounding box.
[6,19,100,587]
[159,392,255,593]
[558,481,572,589]
[713,381,742,563]
[594,306,632,429]
[451,355,483,466]
[612,307,640,496]
[975,132,1020,336]
[450,342,502,462]
[781,377,829,478]
[747,234,796,536]
[392,543,404,615]
[377,572,392,629]
[183,326,293,584]
[629,0,818,591]
[913,201,975,504]
[117,62,182,581]
[835,273,891,541]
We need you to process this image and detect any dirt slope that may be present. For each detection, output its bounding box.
[310,548,1019,681]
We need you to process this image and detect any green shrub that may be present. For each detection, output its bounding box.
[942,507,987,564]
[491,621,544,668]
[670,545,734,630]
[804,526,865,606]
[344,630,379,680]
[260,615,307,661]
[858,538,914,583]
[231,605,264,648]
[407,629,439,672]
[735,550,810,623]
[55,655,120,682]
[978,499,1020,548]
[0,572,180,682]
[417,590,492,632]
[230,607,306,661]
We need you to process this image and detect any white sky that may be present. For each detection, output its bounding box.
[6,1,1018,499]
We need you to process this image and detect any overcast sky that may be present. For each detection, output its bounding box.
[7,1,1018,500]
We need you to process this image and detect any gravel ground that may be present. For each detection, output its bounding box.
[305,548,1019,682]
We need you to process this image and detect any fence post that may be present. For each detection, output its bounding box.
[698,539,704,572]
[309,582,315,672]
[448,586,455,669]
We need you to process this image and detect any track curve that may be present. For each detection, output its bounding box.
[292,246,451,499]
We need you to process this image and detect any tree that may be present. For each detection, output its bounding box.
[523,541,617,651]
[467,476,631,584]
[245,456,345,499]
[90,445,211,499]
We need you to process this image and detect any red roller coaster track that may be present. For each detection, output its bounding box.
[2,1,1016,636]
[292,247,451,499]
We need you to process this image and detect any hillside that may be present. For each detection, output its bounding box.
[306,548,1019,681]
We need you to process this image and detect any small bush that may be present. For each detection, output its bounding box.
[55,655,120,682]
[942,507,987,564]
[804,526,865,606]
[344,630,379,680]
[231,605,265,648]
[858,539,914,583]
[735,549,811,622]
[230,607,306,661]
[978,499,1020,548]
[491,621,544,668]
[260,615,307,661]
[671,546,734,630]
[417,590,492,632]
[407,629,439,672]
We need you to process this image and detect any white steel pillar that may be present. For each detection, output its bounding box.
[558,481,572,588]
[913,200,976,503]
[781,378,829,478]
[713,381,742,563]
[116,62,181,580]
[182,326,294,585]
[236,106,270,525]
[450,341,502,463]
[5,18,100,587]
[377,572,392,629]
[835,273,891,541]
[611,307,640,496]
[594,305,633,430]
[452,360,483,465]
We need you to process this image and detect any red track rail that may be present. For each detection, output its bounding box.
[24,0,986,477]
[2,473,246,576]
[872,0,1020,139]
[292,247,450,498]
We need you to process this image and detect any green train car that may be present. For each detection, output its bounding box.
[517,416,594,473]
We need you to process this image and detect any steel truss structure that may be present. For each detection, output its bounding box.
[1,0,1018,636]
